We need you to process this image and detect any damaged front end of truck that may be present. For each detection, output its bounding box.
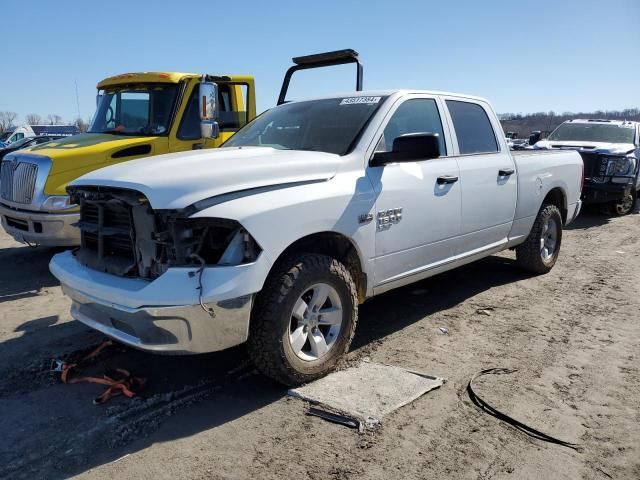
[580,149,638,215]
[46,185,267,354]
[68,186,261,280]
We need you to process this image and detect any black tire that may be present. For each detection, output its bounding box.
[516,203,563,274]
[247,253,358,386]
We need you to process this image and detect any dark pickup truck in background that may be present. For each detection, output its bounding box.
[534,119,639,215]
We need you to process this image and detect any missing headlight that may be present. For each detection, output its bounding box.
[165,217,261,268]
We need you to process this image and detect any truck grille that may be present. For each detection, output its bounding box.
[0,160,38,204]
[76,199,138,276]
[580,152,607,183]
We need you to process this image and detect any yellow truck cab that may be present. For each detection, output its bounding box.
[0,72,256,246]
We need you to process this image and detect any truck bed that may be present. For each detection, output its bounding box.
[511,149,573,158]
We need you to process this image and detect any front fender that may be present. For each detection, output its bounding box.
[190,172,377,289]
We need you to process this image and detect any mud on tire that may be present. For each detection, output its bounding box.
[516,203,563,274]
[247,253,358,386]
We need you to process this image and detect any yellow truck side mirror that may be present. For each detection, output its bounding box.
[199,80,220,139]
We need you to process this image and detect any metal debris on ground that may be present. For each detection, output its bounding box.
[438,327,449,334]
[476,308,494,316]
[289,361,445,431]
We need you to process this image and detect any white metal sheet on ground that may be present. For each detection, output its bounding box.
[289,361,445,430]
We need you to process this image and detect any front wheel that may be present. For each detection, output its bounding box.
[516,203,563,274]
[610,190,636,216]
[247,253,358,386]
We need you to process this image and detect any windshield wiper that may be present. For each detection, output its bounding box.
[100,129,127,135]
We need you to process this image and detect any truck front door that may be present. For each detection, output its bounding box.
[169,82,250,152]
[368,96,461,288]
[443,98,517,256]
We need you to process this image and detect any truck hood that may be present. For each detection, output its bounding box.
[534,140,636,156]
[25,133,162,168]
[20,133,165,196]
[71,146,342,210]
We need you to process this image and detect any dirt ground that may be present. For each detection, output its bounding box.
[0,206,638,480]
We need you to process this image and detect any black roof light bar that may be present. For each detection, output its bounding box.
[277,49,363,105]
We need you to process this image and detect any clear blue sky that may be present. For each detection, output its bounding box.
[2,0,638,124]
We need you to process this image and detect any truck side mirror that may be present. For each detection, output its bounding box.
[371,133,441,167]
[529,131,541,145]
[199,81,220,139]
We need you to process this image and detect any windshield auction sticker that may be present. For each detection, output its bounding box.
[340,96,381,105]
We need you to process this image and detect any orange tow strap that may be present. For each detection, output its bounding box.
[55,340,146,405]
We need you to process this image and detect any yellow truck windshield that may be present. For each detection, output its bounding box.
[89,84,179,136]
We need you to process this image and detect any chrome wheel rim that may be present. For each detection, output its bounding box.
[288,283,343,361]
[540,217,558,262]
[616,194,634,215]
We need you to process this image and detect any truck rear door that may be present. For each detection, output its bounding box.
[443,98,517,256]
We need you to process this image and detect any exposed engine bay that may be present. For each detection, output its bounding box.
[68,186,260,279]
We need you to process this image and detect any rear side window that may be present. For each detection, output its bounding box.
[446,100,498,154]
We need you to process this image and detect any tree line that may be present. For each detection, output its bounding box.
[3,107,639,140]
[499,108,640,138]
[0,111,90,133]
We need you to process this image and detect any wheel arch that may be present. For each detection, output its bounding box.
[270,231,367,303]
[542,187,568,224]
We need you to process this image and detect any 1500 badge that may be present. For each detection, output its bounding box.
[377,208,403,231]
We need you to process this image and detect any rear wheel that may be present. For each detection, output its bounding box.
[516,203,563,274]
[247,253,358,386]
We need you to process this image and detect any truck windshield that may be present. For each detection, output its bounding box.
[548,123,635,144]
[224,96,387,155]
[89,84,179,136]
[6,136,33,148]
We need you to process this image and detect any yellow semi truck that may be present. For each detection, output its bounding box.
[0,71,256,246]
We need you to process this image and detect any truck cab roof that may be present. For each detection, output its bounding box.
[289,89,491,105]
[562,118,639,127]
[97,72,254,89]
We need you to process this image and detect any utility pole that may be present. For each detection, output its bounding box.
[75,79,81,119]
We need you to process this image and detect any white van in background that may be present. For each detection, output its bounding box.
[4,124,80,144]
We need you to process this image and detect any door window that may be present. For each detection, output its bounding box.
[378,99,446,155]
[446,100,498,154]
[177,84,247,140]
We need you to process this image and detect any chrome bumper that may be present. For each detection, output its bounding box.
[63,285,253,354]
[0,202,80,246]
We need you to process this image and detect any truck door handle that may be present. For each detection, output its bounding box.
[499,168,515,176]
[437,175,459,185]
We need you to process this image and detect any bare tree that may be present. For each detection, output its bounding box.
[0,111,18,132]
[47,114,64,125]
[25,113,42,125]
[73,117,90,132]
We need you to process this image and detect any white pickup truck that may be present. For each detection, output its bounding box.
[50,60,583,385]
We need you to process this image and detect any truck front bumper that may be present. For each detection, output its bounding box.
[0,202,80,246]
[49,250,270,354]
[63,284,253,354]
[581,179,634,205]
